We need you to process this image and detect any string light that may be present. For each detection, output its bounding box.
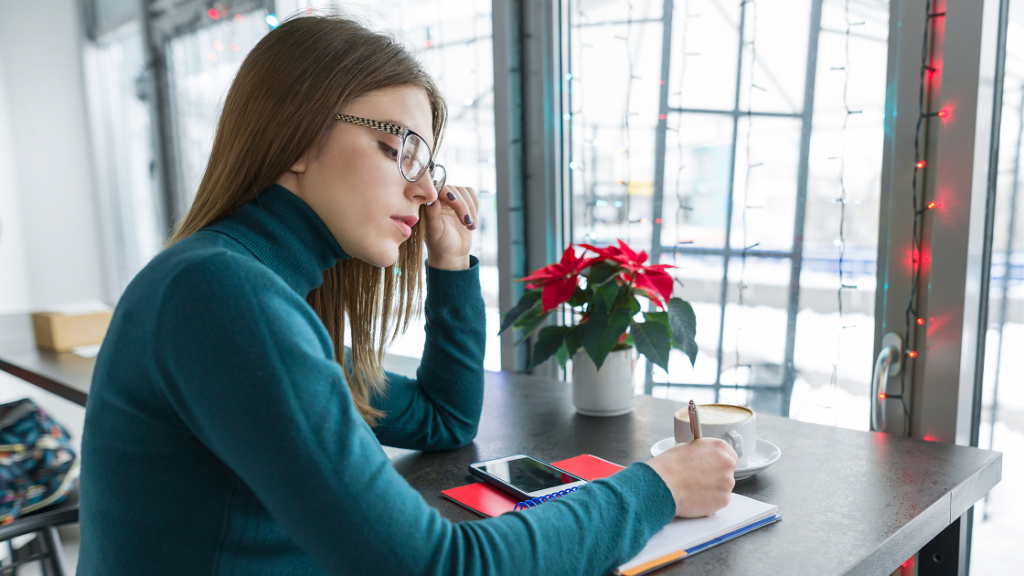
[208,8,220,20]
[619,1,636,243]
[827,0,866,426]
[672,0,697,283]
[892,0,945,437]
[734,0,761,385]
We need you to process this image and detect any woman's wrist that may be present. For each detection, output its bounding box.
[427,254,471,271]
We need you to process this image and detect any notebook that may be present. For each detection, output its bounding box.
[441,454,780,576]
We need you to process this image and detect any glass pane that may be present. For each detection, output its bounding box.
[728,115,801,252]
[85,24,162,296]
[649,255,725,387]
[167,9,270,202]
[667,0,739,112]
[567,0,889,424]
[970,1,1024,570]
[736,0,810,114]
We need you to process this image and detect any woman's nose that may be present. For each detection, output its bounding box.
[407,175,438,204]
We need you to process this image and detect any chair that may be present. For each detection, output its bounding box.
[0,486,78,576]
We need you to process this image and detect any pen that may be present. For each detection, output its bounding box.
[688,400,703,440]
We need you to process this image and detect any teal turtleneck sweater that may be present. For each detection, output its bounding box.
[77,184,675,575]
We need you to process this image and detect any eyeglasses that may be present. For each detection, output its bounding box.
[335,114,447,193]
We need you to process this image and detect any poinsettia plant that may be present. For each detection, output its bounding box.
[498,239,698,373]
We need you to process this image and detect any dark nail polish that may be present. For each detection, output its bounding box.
[447,191,457,201]
[464,214,474,225]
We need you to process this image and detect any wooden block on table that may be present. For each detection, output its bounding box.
[31,309,113,352]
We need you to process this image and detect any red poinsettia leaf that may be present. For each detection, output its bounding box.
[579,243,623,262]
[643,264,676,271]
[559,245,580,268]
[541,276,580,312]
[635,269,674,303]
[518,267,556,283]
[616,239,638,261]
[636,250,649,266]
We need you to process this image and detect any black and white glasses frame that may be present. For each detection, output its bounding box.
[335,113,447,193]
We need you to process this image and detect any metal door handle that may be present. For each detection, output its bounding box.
[871,332,903,432]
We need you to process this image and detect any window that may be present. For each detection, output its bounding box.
[167,9,271,202]
[83,22,163,298]
[565,0,889,427]
[970,2,1024,570]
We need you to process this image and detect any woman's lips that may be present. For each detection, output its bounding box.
[391,217,412,239]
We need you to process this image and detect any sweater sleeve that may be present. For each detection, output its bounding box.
[370,256,486,451]
[153,254,676,576]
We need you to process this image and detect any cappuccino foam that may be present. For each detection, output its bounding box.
[676,404,752,425]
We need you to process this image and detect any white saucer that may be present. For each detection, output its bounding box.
[650,437,782,481]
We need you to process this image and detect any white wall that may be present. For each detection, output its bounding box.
[0,40,31,313]
[0,0,107,312]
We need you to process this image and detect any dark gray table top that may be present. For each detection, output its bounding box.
[2,312,1002,575]
[0,313,91,406]
[391,371,1002,576]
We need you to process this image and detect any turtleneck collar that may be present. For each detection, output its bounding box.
[206,183,349,296]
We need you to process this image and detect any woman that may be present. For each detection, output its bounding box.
[77,13,737,576]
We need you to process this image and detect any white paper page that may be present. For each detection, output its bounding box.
[72,343,103,358]
[620,494,778,571]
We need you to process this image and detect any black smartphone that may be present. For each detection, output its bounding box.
[469,454,588,501]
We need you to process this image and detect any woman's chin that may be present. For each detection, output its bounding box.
[356,247,401,269]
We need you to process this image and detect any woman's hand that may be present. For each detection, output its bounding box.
[646,438,738,518]
[423,185,479,270]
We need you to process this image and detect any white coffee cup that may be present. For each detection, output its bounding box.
[674,404,757,469]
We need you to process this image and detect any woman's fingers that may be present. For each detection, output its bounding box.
[440,185,478,230]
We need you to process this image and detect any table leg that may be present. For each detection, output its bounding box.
[917,510,971,576]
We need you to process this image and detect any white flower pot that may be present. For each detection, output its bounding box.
[571,348,636,417]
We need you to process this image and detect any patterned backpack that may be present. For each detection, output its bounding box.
[0,398,79,525]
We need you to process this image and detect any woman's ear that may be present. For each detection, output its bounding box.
[289,155,308,174]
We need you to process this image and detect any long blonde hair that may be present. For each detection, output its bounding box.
[167,14,447,425]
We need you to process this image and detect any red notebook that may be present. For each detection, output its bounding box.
[440,454,626,517]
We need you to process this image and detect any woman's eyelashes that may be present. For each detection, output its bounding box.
[378,141,399,160]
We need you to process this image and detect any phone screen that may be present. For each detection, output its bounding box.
[476,456,580,493]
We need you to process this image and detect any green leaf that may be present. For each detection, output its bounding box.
[527,325,569,371]
[498,290,541,335]
[515,310,552,345]
[580,304,634,371]
[584,261,622,287]
[563,325,582,357]
[668,298,698,366]
[644,311,670,328]
[628,296,642,316]
[631,317,672,372]
[593,280,621,314]
[555,342,570,370]
[567,286,592,307]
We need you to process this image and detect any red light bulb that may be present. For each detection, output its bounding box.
[916,161,926,169]
[927,201,937,210]
[908,350,918,358]
[878,393,887,400]
[917,318,924,325]
[937,110,947,118]
[208,8,220,19]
